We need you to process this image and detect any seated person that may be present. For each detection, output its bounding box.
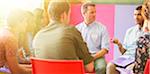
[32,0,94,72]
[0,9,32,74]
[133,2,150,74]
[76,3,109,74]
[17,11,34,64]
[106,5,144,74]
[133,34,150,74]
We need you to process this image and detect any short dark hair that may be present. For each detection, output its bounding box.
[48,1,70,21]
[135,5,142,11]
[81,2,95,14]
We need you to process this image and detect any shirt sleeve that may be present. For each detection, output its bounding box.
[101,26,110,50]
[72,27,93,65]
[123,29,129,49]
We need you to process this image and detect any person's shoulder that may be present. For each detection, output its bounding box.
[75,22,84,28]
[95,21,106,27]
[35,23,57,33]
[76,22,83,26]
[94,21,108,31]
[64,25,77,31]
[63,25,81,35]
[129,25,137,29]
[0,28,14,39]
[0,28,17,44]
[126,25,137,33]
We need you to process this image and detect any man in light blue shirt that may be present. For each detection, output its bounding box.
[123,25,144,57]
[76,3,109,74]
[106,5,144,74]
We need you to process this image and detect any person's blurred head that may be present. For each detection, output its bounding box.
[48,0,70,24]
[33,8,44,26]
[81,2,96,25]
[33,8,44,35]
[134,5,144,27]
[7,9,34,32]
[25,11,35,32]
[141,0,150,32]
[141,0,150,20]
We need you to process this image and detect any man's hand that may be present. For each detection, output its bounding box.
[111,38,126,54]
[111,38,120,45]
[92,48,108,60]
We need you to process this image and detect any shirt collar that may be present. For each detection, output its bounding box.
[135,25,142,31]
[82,21,96,28]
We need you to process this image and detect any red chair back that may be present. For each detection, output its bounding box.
[31,58,85,74]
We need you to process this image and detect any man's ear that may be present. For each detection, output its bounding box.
[60,12,65,19]
[82,12,85,16]
[60,12,68,21]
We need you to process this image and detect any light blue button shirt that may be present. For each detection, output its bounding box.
[76,21,109,54]
[123,25,144,58]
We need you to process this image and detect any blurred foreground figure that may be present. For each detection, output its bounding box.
[0,9,32,74]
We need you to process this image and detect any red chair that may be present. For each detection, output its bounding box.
[31,57,85,74]
[144,59,150,74]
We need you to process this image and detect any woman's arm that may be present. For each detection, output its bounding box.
[5,35,31,74]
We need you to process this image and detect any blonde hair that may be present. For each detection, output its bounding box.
[7,9,26,27]
[142,0,150,19]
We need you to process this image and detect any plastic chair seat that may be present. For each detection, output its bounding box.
[31,57,86,74]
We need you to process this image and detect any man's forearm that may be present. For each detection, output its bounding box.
[117,43,126,54]
[93,48,108,60]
